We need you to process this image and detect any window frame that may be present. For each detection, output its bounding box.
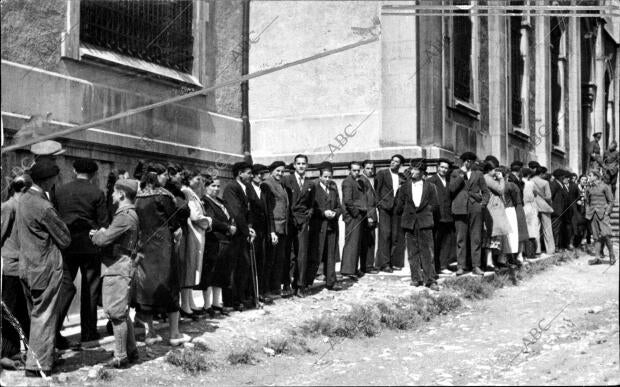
[449,0,480,118]
[61,0,209,87]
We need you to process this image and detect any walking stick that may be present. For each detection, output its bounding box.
[249,240,262,309]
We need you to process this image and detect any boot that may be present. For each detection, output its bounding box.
[604,237,616,265]
[588,241,603,265]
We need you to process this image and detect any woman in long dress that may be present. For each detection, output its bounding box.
[521,168,540,258]
[134,163,189,346]
[178,170,212,319]
[197,176,237,316]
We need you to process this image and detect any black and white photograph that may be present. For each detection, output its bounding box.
[0,0,619,385]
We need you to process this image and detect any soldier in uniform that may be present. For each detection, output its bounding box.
[90,179,140,368]
[585,171,616,266]
[586,131,604,173]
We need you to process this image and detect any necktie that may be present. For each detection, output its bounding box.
[299,177,304,188]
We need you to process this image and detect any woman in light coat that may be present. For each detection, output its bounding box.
[482,157,511,269]
[521,168,540,258]
[179,170,212,319]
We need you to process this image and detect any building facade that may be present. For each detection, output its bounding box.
[248,0,620,176]
[2,0,249,193]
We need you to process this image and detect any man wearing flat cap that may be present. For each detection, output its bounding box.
[19,159,71,377]
[396,159,439,288]
[449,152,490,276]
[222,161,257,310]
[53,158,109,345]
[586,132,604,173]
[246,163,276,304]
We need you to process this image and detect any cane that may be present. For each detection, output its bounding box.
[248,240,262,309]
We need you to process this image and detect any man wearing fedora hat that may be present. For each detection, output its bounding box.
[53,158,109,345]
[19,158,71,377]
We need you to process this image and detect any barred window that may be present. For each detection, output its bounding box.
[452,1,472,102]
[80,0,194,73]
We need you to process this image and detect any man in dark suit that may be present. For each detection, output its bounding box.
[281,154,314,297]
[395,159,439,289]
[340,161,368,279]
[359,160,379,274]
[246,164,275,304]
[374,154,406,272]
[449,152,490,276]
[427,158,455,275]
[54,158,108,345]
[550,169,570,251]
[222,162,256,311]
[308,162,343,290]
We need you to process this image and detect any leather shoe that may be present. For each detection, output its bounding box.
[212,305,231,316]
[472,267,484,276]
[234,303,245,312]
[295,287,308,298]
[180,309,199,321]
[355,270,365,278]
[326,284,343,291]
[381,267,393,273]
[366,268,380,274]
[391,266,403,271]
[192,308,207,316]
[105,356,129,369]
[456,269,465,276]
[55,335,72,350]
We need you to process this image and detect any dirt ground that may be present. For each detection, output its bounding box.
[2,248,618,386]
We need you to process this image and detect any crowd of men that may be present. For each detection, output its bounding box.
[1,133,618,377]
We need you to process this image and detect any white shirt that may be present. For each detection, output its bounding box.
[390,171,399,197]
[320,182,329,194]
[411,180,423,207]
[252,182,261,199]
[295,172,305,189]
[466,170,472,180]
[237,179,247,196]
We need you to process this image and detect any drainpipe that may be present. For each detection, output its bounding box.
[241,0,251,159]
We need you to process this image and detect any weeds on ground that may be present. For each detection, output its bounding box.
[166,347,215,374]
[96,367,114,382]
[265,334,315,355]
[227,346,259,365]
[442,275,496,299]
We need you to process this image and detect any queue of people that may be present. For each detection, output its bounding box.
[1,146,618,377]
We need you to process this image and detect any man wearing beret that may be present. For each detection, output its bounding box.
[53,158,109,345]
[449,152,490,276]
[19,159,71,377]
[222,161,257,310]
[396,159,439,288]
[90,179,140,368]
[246,164,276,304]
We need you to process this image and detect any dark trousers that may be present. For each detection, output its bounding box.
[341,216,364,275]
[252,230,266,295]
[21,272,62,373]
[267,233,288,292]
[289,221,310,290]
[360,222,376,272]
[2,274,30,358]
[552,215,571,249]
[322,231,338,288]
[405,228,436,284]
[454,212,482,270]
[434,221,456,271]
[232,236,251,305]
[57,253,101,341]
[377,208,405,269]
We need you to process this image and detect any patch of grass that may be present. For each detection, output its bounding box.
[337,304,382,338]
[227,346,258,365]
[443,276,496,300]
[265,334,314,355]
[300,314,340,337]
[96,367,114,382]
[165,348,214,374]
[430,291,462,314]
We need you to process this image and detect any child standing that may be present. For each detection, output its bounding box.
[91,179,140,367]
